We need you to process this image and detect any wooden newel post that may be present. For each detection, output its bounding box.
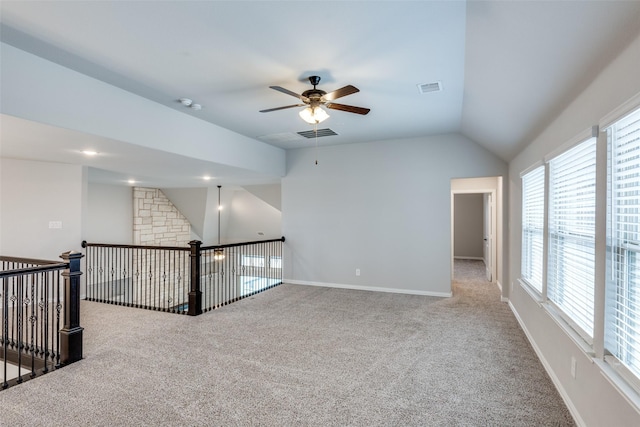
[59,250,84,366]
[188,240,202,316]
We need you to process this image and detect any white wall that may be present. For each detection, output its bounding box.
[508,30,640,426]
[0,158,84,260]
[84,182,282,246]
[453,194,483,259]
[226,189,282,243]
[1,43,286,178]
[86,183,132,244]
[282,133,507,296]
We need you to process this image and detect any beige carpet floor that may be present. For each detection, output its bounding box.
[0,260,574,426]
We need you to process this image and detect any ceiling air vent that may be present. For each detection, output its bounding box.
[417,81,442,94]
[297,128,338,139]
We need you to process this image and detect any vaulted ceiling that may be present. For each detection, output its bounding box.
[2,1,640,187]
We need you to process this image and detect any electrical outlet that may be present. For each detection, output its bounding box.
[48,221,63,229]
[355,269,361,276]
[571,356,577,379]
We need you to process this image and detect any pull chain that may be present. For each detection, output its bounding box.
[314,122,318,165]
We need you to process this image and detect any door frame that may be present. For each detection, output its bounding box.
[483,192,494,282]
[450,177,504,298]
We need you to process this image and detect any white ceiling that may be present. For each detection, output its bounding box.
[1,1,640,187]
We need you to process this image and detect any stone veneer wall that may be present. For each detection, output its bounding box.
[133,187,191,246]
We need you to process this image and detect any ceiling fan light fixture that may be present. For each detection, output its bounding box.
[299,106,329,124]
[213,247,225,261]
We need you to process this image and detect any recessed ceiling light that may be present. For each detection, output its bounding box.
[81,150,98,156]
[127,179,136,185]
[203,176,212,181]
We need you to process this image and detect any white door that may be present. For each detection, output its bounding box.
[483,193,493,282]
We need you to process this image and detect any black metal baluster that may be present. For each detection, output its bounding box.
[128,247,132,307]
[152,249,157,310]
[88,245,92,300]
[179,250,183,313]
[215,250,219,309]
[157,249,161,310]
[115,246,119,304]
[98,246,103,303]
[144,248,149,309]
[224,248,228,306]
[55,270,62,368]
[2,277,8,389]
[42,271,49,373]
[136,249,144,308]
[28,273,36,378]
[184,249,188,312]
[16,276,23,383]
[169,250,174,313]
[141,249,147,309]
[162,250,166,311]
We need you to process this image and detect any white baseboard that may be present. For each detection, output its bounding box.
[496,280,510,302]
[453,256,484,261]
[284,279,452,298]
[508,301,585,427]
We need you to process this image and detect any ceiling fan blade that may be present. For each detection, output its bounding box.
[269,86,309,102]
[322,85,359,101]
[326,103,370,115]
[259,104,305,113]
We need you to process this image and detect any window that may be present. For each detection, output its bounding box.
[270,256,282,269]
[605,106,640,383]
[547,138,597,339]
[522,165,545,292]
[241,255,265,268]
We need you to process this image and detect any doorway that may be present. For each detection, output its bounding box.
[451,177,503,297]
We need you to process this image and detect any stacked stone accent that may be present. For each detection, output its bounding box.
[133,187,191,246]
[129,187,191,309]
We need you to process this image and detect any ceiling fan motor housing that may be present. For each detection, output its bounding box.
[302,76,326,106]
[301,89,326,105]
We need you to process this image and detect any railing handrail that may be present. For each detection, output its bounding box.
[0,255,64,266]
[201,236,285,251]
[83,237,285,315]
[81,237,285,252]
[81,241,189,251]
[0,262,67,279]
[1,251,84,390]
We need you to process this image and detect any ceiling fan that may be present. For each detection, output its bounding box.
[259,76,370,124]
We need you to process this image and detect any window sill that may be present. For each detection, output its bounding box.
[517,277,595,358]
[517,278,544,307]
[595,358,640,416]
[542,302,595,358]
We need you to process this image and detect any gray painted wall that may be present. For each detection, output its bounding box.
[84,182,281,246]
[0,158,84,260]
[86,183,133,244]
[453,193,483,258]
[508,29,640,426]
[226,189,282,242]
[282,133,507,296]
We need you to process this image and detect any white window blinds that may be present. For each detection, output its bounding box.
[547,138,597,339]
[522,166,545,292]
[606,107,640,381]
